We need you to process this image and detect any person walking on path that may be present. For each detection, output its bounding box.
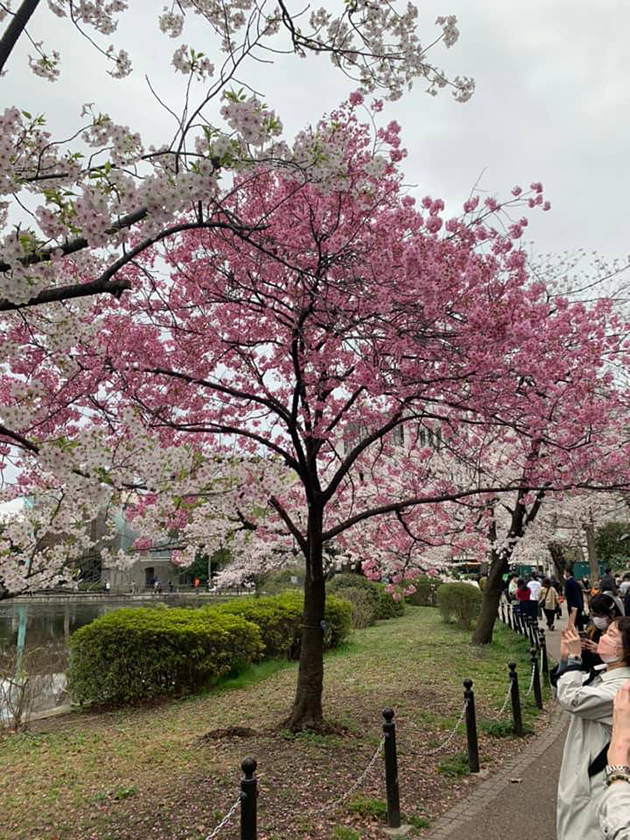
[538,577,559,630]
[564,567,585,630]
[602,567,619,595]
[555,613,630,840]
[527,574,541,602]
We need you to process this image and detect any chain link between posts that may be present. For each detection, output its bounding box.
[525,661,536,697]
[319,734,388,813]
[422,699,468,755]
[204,793,243,840]
[489,681,512,720]
[273,734,388,828]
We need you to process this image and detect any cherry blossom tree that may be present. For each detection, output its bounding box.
[0,0,473,313]
[342,404,630,645]
[4,96,628,727]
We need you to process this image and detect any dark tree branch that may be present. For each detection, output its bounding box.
[0,0,40,74]
[0,208,148,274]
[270,495,307,553]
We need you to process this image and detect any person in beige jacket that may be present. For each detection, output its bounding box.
[555,616,630,840]
[599,677,630,839]
[538,576,559,630]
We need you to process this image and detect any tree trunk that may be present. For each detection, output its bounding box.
[472,549,506,645]
[584,521,599,581]
[286,506,327,732]
[548,541,566,579]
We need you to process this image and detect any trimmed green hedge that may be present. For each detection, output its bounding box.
[68,592,354,707]
[404,576,442,607]
[216,591,352,658]
[213,594,302,658]
[67,607,263,706]
[333,587,378,628]
[436,583,482,629]
[375,584,405,619]
[328,574,381,609]
[327,573,404,621]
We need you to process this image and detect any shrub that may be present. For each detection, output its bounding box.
[328,573,381,610]
[374,585,405,619]
[403,576,442,607]
[333,587,378,629]
[68,607,263,706]
[328,574,404,620]
[436,583,482,629]
[216,591,353,658]
[319,594,354,649]
[213,595,304,658]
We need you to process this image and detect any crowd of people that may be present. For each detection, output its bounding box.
[501,565,630,839]
[503,566,630,632]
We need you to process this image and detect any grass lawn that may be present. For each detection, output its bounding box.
[0,606,551,840]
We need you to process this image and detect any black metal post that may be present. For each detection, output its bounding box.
[463,679,480,773]
[531,617,539,647]
[509,661,523,736]
[530,648,543,710]
[533,617,541,648]
[538,628,549,684]
[526,617,535,647]
[241,757,257,840]
[500,601,505,624]
[382,708,401,829]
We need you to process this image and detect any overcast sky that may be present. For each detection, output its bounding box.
[3,1,629,509]
[6,0,630,262]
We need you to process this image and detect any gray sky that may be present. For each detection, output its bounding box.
[6,0,630,263]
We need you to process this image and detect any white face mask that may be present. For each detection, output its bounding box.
[597,633,624,664]
[593,617,609,631]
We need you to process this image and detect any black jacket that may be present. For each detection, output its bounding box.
[564,576,584,611]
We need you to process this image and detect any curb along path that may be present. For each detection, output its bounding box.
[426,613,568,840]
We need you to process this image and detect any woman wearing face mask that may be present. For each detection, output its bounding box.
[555,615,630,839]
[581,594,625,671]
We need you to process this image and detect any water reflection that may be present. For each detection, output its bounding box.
[0,599,162,720]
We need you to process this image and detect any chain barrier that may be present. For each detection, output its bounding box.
[273,735,387,826]
[204,793,243,840]
[422,700,468,755]
[525,662,536,697]
[489,682,512,720]
[320,735,388,812]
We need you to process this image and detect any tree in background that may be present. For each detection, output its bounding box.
[596,520,630,571]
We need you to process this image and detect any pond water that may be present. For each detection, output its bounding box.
[0,598,171,722]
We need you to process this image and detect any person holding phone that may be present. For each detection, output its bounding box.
[599,679,630,838]
[581,594,625,671]
[555,610,630,839]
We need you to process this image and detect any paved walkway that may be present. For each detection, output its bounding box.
[426,612,568,840]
